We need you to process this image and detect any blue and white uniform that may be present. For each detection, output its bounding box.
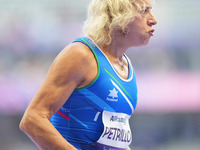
[50,37,138,150]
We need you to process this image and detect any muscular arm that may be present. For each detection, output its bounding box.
[19,43,97,150]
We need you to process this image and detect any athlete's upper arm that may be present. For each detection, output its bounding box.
[26,43,93,118]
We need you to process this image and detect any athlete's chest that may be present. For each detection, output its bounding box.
[86,68,138,115]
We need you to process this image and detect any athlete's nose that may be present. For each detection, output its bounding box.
[148,13,157,26]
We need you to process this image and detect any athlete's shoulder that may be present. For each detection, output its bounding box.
[46,41,97,89]
[63,41,94,62]
[53,41,93,66]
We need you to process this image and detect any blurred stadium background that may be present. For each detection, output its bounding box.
[0,0,200,149]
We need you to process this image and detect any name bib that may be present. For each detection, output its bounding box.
[95,111,132,150]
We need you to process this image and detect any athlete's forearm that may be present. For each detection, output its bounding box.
[20,111,77,150]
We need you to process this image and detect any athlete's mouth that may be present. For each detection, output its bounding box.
[149,29,155,36]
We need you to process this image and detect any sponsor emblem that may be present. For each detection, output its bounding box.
[106,88,118,102]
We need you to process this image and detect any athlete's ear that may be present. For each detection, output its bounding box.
[117,28,129,37]
[115,28,124,37]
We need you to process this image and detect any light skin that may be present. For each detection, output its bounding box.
[101,0,157,78]
[19,0,157,149]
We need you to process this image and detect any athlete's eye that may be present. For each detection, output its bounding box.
[139,7,152,14]
[144,8,149,13]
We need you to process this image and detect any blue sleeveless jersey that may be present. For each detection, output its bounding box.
[50,37,138,150]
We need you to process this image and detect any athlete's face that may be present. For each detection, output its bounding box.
[126,0,157,47]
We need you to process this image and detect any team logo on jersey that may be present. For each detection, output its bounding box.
[106,88,118,102]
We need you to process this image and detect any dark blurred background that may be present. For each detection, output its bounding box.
[0,0,200,149]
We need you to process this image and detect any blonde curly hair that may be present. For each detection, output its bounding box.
[83,0,146,46]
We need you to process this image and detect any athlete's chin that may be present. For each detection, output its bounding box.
[143,40,150,45]
[128,37,151,48]
[138,39,150,47]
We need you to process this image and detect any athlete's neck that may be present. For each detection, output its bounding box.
[100,35,129,61]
